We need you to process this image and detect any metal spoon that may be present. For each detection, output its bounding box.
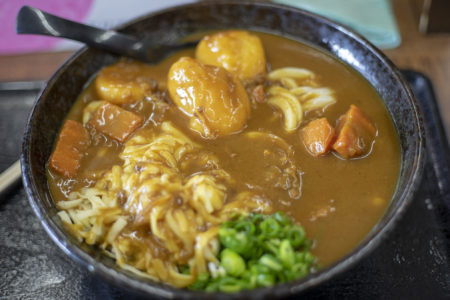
[16,6,198,63]
[4,7,199,197]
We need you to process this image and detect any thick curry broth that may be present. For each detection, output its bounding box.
[48,32,400,267]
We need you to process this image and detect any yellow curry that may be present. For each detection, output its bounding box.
[47,31,400,289]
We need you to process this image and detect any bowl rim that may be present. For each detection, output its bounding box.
[21,0,425,298]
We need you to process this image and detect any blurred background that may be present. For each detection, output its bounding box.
[0,0,449,138]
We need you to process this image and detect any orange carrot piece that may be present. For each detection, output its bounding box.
[301,117,335,156]
[49,120,91,177]
[332,105,377,159]
[88,102,143,143]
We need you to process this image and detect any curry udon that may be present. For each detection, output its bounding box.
[47,31,400,291]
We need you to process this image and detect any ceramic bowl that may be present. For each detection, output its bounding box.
[22,1,425,298]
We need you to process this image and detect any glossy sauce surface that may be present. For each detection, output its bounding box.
[48,32,400,267]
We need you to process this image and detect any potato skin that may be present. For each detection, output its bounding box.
[168,57,250,138]
[95,60,155,104]
[195,30,266,81]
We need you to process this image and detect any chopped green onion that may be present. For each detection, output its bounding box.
[303,252,316,264]
[295,252,305,263]
[189,273,210,291]
[259,217,281,238]
[285,226,305,247]
[220,249,246,276]
[188,212,316,292]
[259,254,283,272]
[217,276,245,293]
[235,220,256,235]
[250,213,266,225]
[256,273,276,287]
[273,211,292,226]
[292,263,308,278]
[279,239,295,267]
[219,228,253,256]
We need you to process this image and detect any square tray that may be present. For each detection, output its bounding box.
[0,72,449,299]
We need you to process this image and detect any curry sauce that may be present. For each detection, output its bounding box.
[48,32,400,275]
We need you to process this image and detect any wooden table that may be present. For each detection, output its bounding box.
[385,0,450,140]
[1,0,449,140]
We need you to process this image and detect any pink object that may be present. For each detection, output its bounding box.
[0,0,93,54]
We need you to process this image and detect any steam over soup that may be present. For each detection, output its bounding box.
[47,31,400,292]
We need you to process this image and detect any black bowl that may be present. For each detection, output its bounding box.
[21,1,425,298]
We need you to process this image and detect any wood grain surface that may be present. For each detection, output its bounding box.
[0,0,449,139]
[385,0,450,140]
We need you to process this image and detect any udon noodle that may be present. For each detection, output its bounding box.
[49,30,399,290]
[266,67,336,132]
[58,120,278,286]
[55,64,334,286]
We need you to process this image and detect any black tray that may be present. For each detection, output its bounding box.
[0,71,449,299]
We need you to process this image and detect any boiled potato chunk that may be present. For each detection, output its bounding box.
[95,60,156,104]
[195,30,266,81]
[168,57,250,138]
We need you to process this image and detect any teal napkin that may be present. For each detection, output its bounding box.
[273,0,401,49]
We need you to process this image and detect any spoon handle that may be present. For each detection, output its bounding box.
[16,6,148,61]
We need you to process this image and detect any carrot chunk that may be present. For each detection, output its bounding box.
[88,102,143,143]
[301,117,335,156]
[49,120,91,177]
[332,105,377,159]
